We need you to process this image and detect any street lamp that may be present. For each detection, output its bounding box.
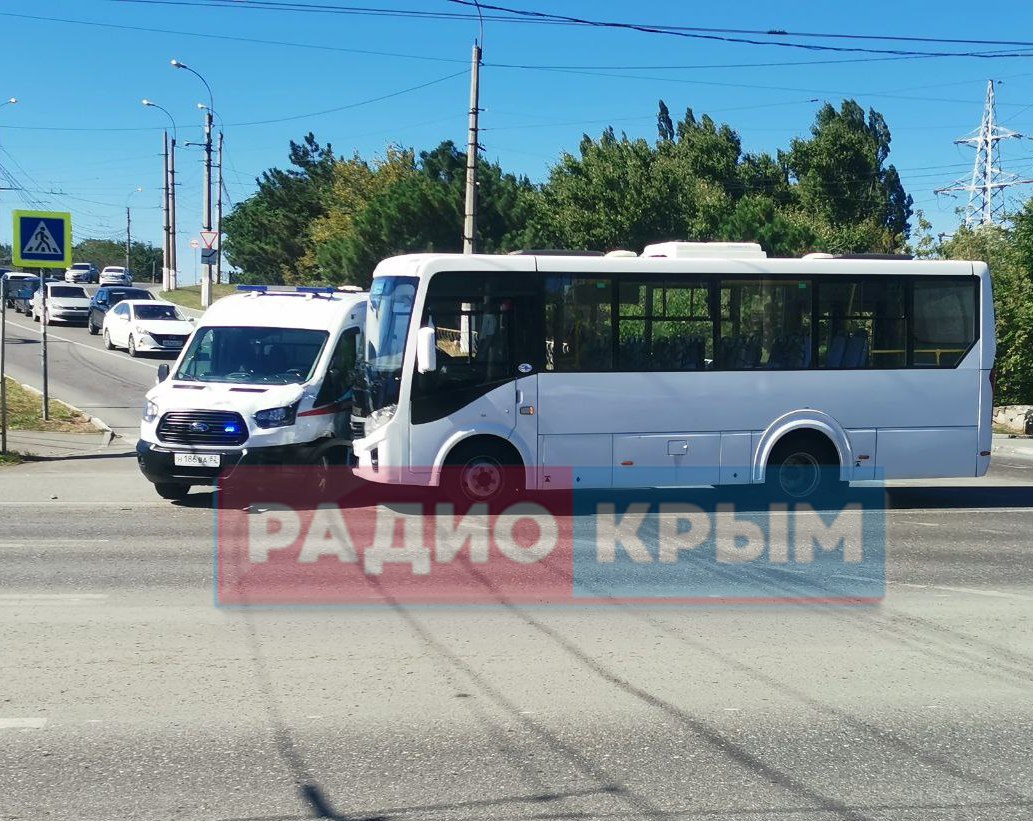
[171,59,216,307]
[0,97,16,110]
[142,99,178,291]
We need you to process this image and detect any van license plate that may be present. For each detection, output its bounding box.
[174,453,220,468]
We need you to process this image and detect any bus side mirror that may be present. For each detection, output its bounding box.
[416,326,437,374]
[156,364,170,383]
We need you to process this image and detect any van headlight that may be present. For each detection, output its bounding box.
[365,403,397,435]
[143,399,159,422]
[254,401,299,429]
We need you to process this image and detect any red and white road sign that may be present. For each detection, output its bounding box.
[200,230,218,249]
[189,239,200,249]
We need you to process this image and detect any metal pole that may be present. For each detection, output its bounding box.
[200,110,213,307]
[169,135,178,291]
[462,42,481,254]
[216,129,223,286]
[39,268,48,420]
[162,130,171,292]
[125,206,131,273]
[1,277,7,454]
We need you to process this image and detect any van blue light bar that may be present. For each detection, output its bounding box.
[236,285,267,292]
[296,286,335,294]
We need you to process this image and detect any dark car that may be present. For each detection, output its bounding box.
[2,273,38,308]
[88,286,156,335]
[11,278,61,315]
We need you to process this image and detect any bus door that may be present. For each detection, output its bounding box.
[410,273,539,473]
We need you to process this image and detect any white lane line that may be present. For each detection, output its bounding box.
[5,318,158,372]
[0,539,111,545]
[0,594,108,606]
[900,583,1033,600]
[0,718,47,730]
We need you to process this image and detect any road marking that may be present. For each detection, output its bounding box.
[0,539,111,545]
[900,583,1033,600]
[0,718,47,730]
[0,593,108,606]
[5,318,158,372]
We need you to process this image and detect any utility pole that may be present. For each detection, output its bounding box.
[200,108,213,307]
[936,80,1033,227]
[462,41,482,254]
[40,268,48,421]
[161,131,171,291]
[169,132,178,291]
[216,129,224,285]
[125,206,131,272]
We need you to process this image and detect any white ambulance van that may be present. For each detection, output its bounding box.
[137,286,365,500]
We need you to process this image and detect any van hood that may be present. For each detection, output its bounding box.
[147,380,306,416]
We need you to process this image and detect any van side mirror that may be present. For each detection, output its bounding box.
[416,326,437,374]
[156,364,170,383]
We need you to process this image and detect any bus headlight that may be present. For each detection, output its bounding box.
[365,403,397,435]
[254,401,299,429]
[143,399,159,422]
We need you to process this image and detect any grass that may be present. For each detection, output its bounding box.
[0,451,23,466]
[2,377,98,433]
[159,284,236,311]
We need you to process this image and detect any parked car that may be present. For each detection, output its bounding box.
[65,262,99,284]
[103,299,195,357]
[2,273,38,308]
[12,278,61,315]
[30,282,92,325]
[87,286,155,335]
[99,266,133,286]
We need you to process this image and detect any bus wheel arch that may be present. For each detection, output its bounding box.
[442,435,524,502]
[761,427,844,501]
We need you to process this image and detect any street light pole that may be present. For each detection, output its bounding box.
[142,100,178,292]
[172,59,216,307]
[198,103,224,286]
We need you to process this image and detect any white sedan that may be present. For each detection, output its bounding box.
[102,299,195,357]
[30,283,92,325]
[99,266,133,286]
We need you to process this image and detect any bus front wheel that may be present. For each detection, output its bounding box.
[444,440,522,503]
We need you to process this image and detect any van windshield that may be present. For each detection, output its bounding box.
[174,326,329,384]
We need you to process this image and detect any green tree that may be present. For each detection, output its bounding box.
[940,219,1033,404]
[781,100,913,250]
[72,238,162,276]
[222,133,336,284]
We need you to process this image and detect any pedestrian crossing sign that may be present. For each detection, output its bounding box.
[12,210,72,268]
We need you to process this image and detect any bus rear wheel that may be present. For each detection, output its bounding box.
[444,440,522,503]
[765,435,841,502]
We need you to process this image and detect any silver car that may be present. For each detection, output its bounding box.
[99,266,133,286]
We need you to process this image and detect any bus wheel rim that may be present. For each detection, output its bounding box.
[462,460,503,500]
[779,452,821,498]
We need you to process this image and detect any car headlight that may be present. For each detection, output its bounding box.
[254,401,299,429]
[135,325,150,337]
[143,399,159,422]
[365,403,397,436]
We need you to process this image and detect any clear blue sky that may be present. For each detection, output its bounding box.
[3,0,1033,280]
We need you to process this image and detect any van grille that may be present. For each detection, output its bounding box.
[157,410,248,446]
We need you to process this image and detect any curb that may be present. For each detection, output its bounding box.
[16,381,115,439]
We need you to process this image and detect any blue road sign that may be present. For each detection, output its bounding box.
[12,210,72,268]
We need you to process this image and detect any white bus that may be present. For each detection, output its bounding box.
[351,243,995,501]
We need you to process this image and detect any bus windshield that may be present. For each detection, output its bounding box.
[358,276,418,414]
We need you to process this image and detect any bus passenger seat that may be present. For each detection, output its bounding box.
[843,330,869,368]
[826,333,848,368]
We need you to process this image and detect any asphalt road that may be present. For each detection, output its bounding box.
[1,286,171,439]
[2,452,1033,820]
